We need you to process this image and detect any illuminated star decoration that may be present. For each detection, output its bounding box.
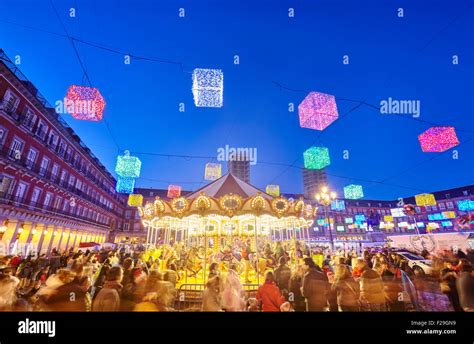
[116,177,135,193]
[303,146,330,170]
[204,163,222,181]
[65,85,106,121]
[127,194,143,207]
[298,91,339,131]
[115,150,142,178]
[167,185,182,199]
[192,68,224,108]
[415,193,437,206]
[265,185,280,197]
[344,184,364,199]
[418,126,459,152]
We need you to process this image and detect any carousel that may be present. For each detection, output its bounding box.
[137,174,316,285]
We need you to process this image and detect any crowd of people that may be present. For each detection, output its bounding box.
[0,240,473,312]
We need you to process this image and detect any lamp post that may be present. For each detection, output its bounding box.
[315,186,337,251]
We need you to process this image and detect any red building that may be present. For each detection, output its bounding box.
[0,49,128,255]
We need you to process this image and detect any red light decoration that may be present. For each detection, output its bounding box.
[418,126,459,152]
[167,185,182,199]
[65,85,106,121]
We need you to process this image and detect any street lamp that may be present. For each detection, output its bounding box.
[315,186,337,251]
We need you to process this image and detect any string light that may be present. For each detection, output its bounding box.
[303,146,330,170]
[204,163,222,180]
[115,150,142,178]
[192,68,224,108]
[265,185,280,197]
[65,85,105,121]
[344,184,364,199]
[418,126,459,152]
[116,176,135,194]
[298,91,338,130]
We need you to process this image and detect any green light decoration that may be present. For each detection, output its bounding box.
[344,184,364,199]
[303,146,330,170]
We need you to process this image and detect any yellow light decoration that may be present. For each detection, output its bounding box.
[195,193,211,212]
[154,197,166,214]
[271,197,290,216]
[127,194,143,207]
[250,195,266,211]
[171,197,189,215]
[204,163,222,181]
[144,202,155,217]
[265,185,280,197]
[219,194,243,216]
[415,193,437,206]
[384,215,394,222]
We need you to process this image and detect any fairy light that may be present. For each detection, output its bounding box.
[418,126,459,152]
[116,176,135,194]
[344,184,364,199]
[204,163,222,181]
[303,146,330,170]
[115,150,142,178]
[128,194,144,207]
[192,68,224,108]
[265,185,280,197]
[298,91,339,131]
[65,85,106,121]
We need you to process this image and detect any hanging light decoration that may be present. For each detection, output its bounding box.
[330,199,346,211]
[65,85,106,121]
[192,68,224,108]
[116,176,135,194]
[303,146,330,170]
[298,91,339,131]
[204,163,222,181]
[167,185,182,199]
[265,185,280,197]
[418,126,459,152]
[415,193,437,206]
[115,150,142,178]
[344,184,364,199]
[127,194,143,207]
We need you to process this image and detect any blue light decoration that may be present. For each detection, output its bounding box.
[345,217,353,224]
[330,199,345,211]
[344,184,364,199]
[115,150,142,178]
[355,214,366,222]
[441,221,453,227]
[416,222,425,228]
[303,146,330,170]
[317,219,325,226]
[457,199,474,211]
[336,225,345,232]
[116,176,135,194]
[433,213,444,220]
[192,68,224,108]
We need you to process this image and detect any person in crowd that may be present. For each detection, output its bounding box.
[221,264,243,311]
[202,276,222,311]
[358,260,386,311]
[288,266,306,312]
[92,266,123,312]
[274,256,291,292]
[456,260,474,312]
[256,271,285,312]
[0,264,20,311]
[332,264,360,312]
[301,257,329,311]
[208,262,219,280]
[440,261,463,312]
[380,262,404,311]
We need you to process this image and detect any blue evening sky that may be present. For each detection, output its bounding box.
[1,0,473,200]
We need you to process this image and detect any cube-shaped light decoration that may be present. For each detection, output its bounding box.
[116,177,135,194]
[192,68,223,108]
[115,150,142,178]
[298,91,339,131]
[127,194,143,207]
[65,85,106,121]
[418,127,459,152]
[457,200,474,211]
[415,193,437,206]
[167,185,182,199]
[344,184,364,199]
[303,146,330,170]
[265,185,280,197]
[204,163,222,181]
[331,199,345,211]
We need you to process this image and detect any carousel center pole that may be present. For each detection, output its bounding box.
[202,216,208,285]
[254,215,260,286]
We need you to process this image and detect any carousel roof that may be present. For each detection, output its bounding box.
[187,173,273,200]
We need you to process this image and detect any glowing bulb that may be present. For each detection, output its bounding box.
[330,192,336,199]
[0,226,7,233]
[43,230,48,235]
[32,229,37,234]
[18,227,24,233]
[321,186,328,193]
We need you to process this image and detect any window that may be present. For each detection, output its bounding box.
[26,148,38,169]
[75,179,82,191]
[8,137,24,159]
[54,196,62,209]
[125,210,131,219]
[134,222,141,231]
[0,126,8,147]
[68,175,75,187]
[58,141,67,157]
[14,182,28,202]
[30,187,42,205]
[39,157,50,176]
[65,147,73,161]
[35,120,48,140]
[23,108,37,131]
[2,89,20,113]
[123,223,130,231]
[51,164,59,179]
[43,192,53,208]
[47,130,59,149]
[73,154,80,167]
[446,202,454,209]
[438,202,446,210]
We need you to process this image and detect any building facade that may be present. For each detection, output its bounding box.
[302,168,328,199]
[0,49,129,256]
[227,158,250,183]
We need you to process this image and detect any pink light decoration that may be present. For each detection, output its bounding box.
[65,85,106,121]
[298,91,339,131]
[167,185,182,199]
[418,127,459,152]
